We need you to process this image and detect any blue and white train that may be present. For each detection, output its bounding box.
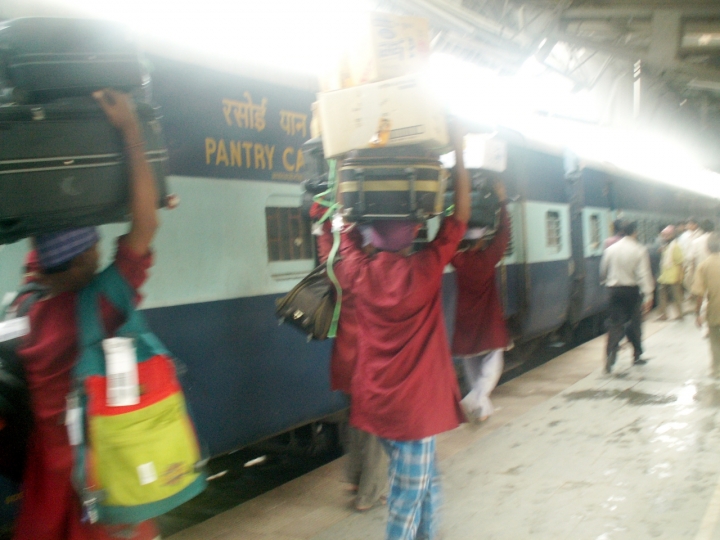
[1,53,718,469]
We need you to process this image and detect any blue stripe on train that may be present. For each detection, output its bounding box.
[142,295,347,457]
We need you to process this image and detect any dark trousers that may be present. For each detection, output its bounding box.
[606,286,643,359]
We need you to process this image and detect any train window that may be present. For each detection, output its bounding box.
[265,207,313,262]
[504,212,514,258]
[589,214,601,249]
[546,211,561,252]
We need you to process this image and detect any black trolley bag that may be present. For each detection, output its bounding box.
[444,169,501,230]
[0,96,168,244]
[0,17,149,104]
[338,146,444,222]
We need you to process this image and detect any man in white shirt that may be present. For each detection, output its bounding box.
[600,221,655,373]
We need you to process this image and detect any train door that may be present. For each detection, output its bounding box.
[564,151,586,327]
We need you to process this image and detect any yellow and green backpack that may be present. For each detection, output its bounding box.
[71,264,206,524]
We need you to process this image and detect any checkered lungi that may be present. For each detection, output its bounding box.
[381,436,441,540]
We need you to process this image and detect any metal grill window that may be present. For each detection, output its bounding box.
[504,212,514,258]
[546,211,561,251]
[265,207,312,262]
[589,214,601,249]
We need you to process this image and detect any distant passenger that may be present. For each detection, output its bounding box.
[692,233,720,378]
[13,90,159,540]
[603,219,626,250]
[689,220,715,276]
[450,181,511,423]
[656,225,685,321]
[600,221,654,373]
[678,217,700,255]
[310,205,387,512]
[332,121,470,540]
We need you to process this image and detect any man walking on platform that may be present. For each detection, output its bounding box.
[692,233,720,378]
[656,225,685,321]
[600,221,654,373]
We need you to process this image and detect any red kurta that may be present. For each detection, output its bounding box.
[337,216,467,441]
[14,239,157,540]
[313,211,358,394]
[451,204,511,356]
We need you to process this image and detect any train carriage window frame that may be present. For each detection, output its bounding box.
[265,194,315,281]
[545,211,562,253]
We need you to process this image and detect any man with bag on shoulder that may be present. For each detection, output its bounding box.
[14,89,160,540]
[332,119,471,540]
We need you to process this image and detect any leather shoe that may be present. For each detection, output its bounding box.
[633,356,648,365]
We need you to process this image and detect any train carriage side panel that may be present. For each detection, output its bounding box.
[510,146,571,339]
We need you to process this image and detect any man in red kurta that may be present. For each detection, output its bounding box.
[451,183,511,422]
[334,125,471,540]
[310,205,386,511]
[13,89,160,540]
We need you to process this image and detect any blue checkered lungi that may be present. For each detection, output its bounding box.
[381,437,441,540]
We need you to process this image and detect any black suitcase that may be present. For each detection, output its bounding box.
[0,17,148,103]
[339,146,444,222]
[444,170,500,229]
[0,97,168,244]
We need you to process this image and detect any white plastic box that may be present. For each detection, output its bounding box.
[317,74,448,158]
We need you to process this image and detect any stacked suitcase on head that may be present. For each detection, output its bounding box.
[0,17,168,245]
[305,12,448,224]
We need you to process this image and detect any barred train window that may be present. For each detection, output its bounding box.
[504,213,514,258]
[589,214,601,249]
[546,211,561,251]
[265,207,312,262]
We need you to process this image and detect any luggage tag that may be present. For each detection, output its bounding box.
[65,393,83,446]
[102,337,140,407]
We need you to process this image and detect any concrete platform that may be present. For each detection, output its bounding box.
[169,318,720,540]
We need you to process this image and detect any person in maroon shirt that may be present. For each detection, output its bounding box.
[451,181,511,422]
[309,205,387,512]
[333,123,471,540]
[13,89,160,540]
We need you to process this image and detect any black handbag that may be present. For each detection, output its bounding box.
[0,283,47,482]
[275,263,336,341]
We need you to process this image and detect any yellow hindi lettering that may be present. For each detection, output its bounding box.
[295,149,304,172]
[279,110,308,137]
[221,93,268,133]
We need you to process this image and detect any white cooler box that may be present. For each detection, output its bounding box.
[317,74,448,158]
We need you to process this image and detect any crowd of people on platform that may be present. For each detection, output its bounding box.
[601,216,720,377]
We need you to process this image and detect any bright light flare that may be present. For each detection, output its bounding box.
[15,0,375,74]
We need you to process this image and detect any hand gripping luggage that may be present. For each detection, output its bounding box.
[339,146,444,222]
[0,97,168,244]
[0,17,149,104]
[444,170,501,230]
[72,265,206,524]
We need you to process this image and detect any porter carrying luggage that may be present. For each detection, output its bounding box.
[0,17,148,104]
[339,146,444,222]
[444,170,500,230]
[0,96,168,244]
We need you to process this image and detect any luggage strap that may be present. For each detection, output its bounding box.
[313,160,342,339]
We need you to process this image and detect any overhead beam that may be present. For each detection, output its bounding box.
[561,7,720,19]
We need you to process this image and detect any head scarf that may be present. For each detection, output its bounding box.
[370,221,418,252]
[35,227,99,271]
